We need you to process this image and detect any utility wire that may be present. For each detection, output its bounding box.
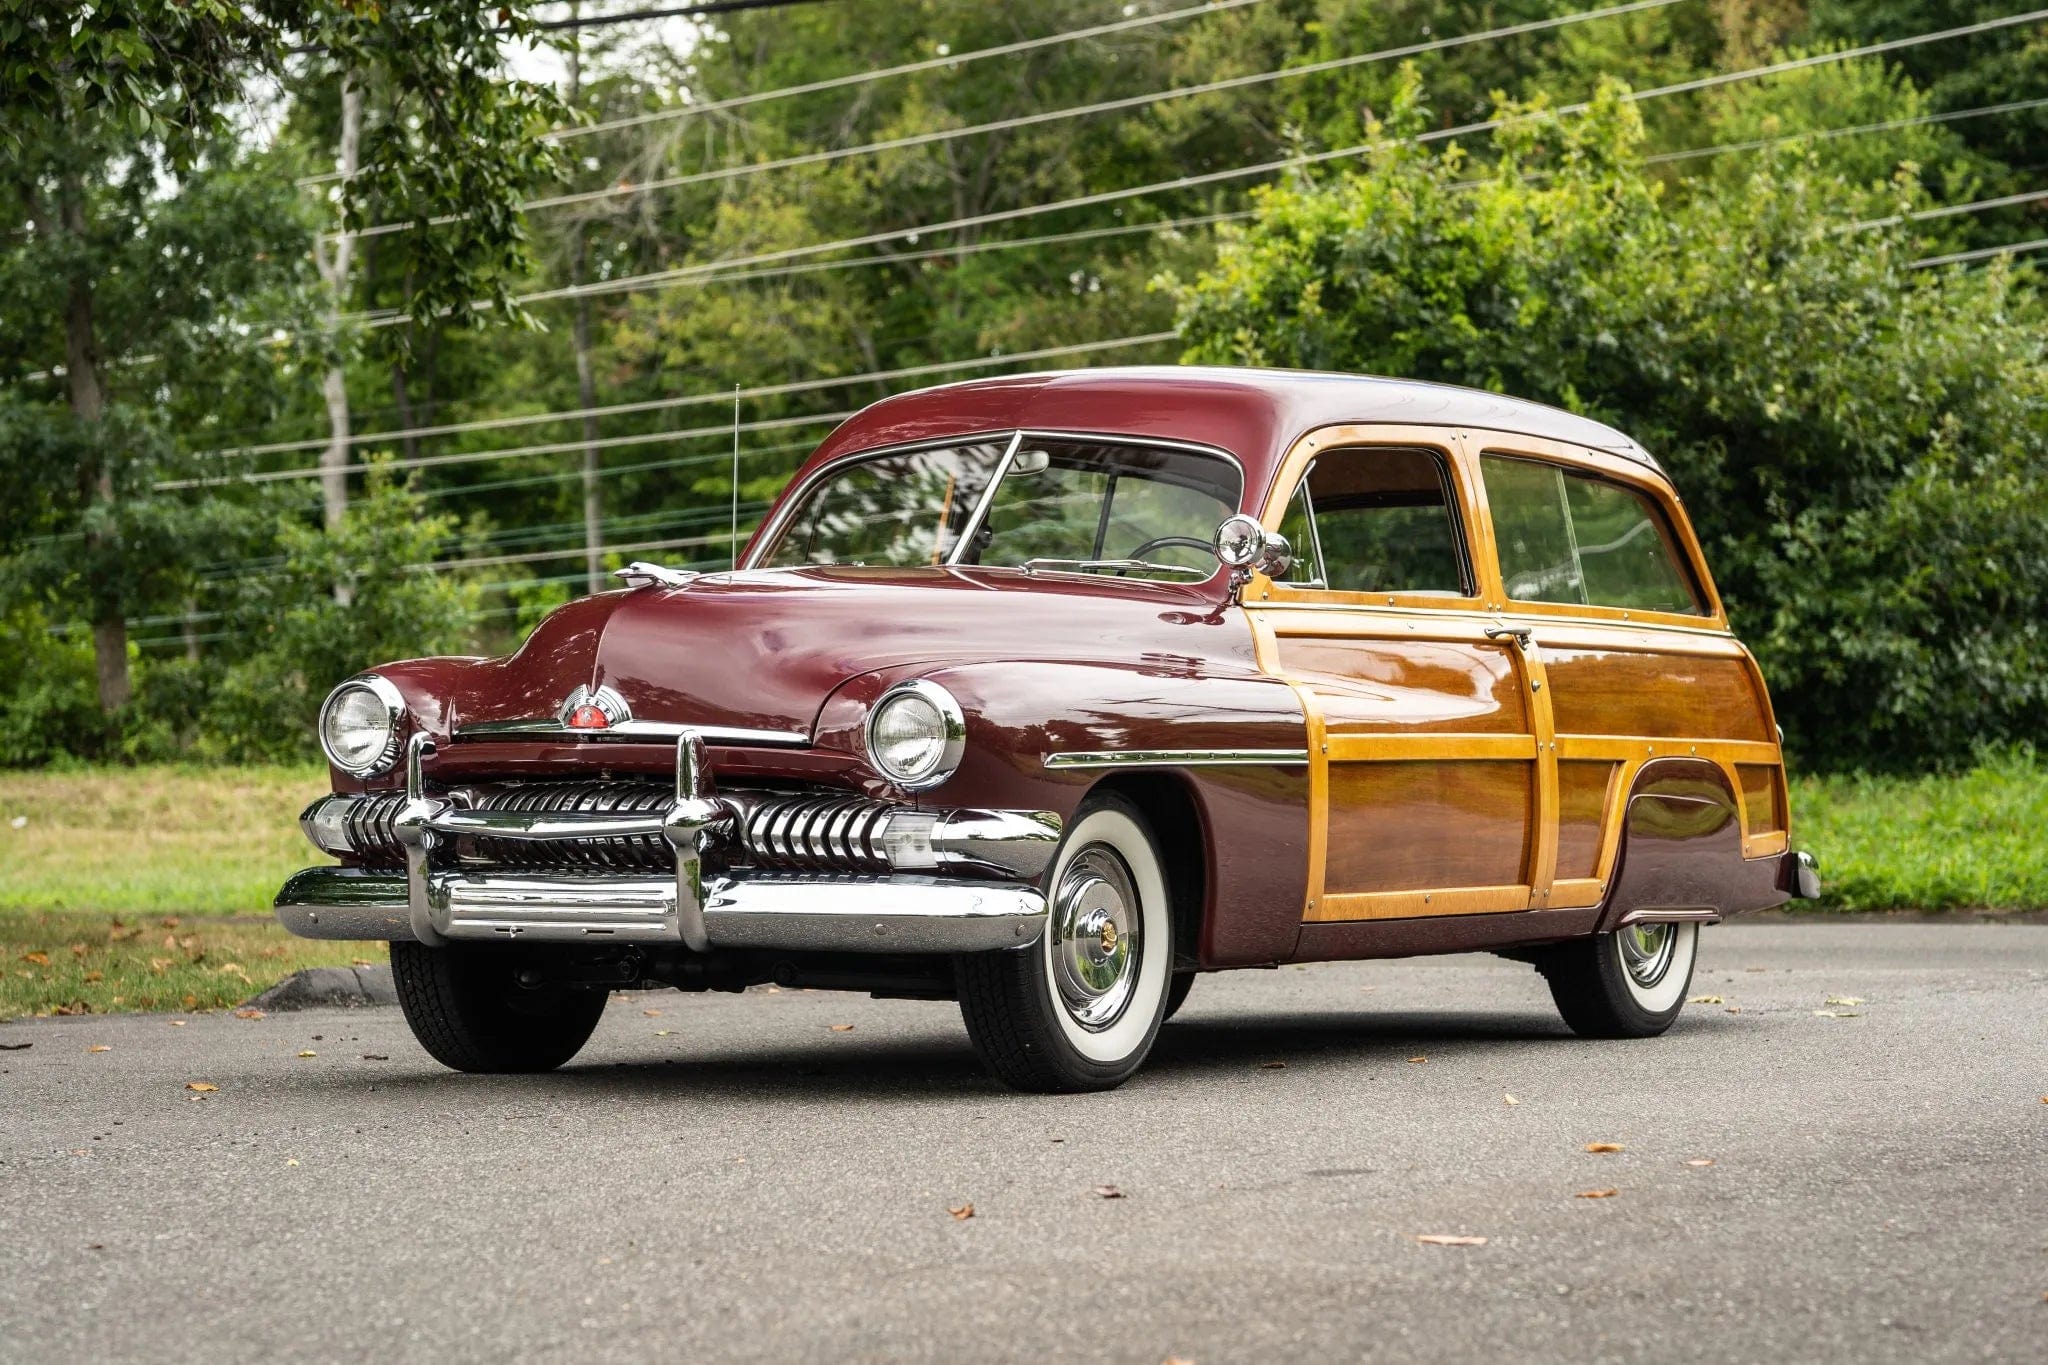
[172,331,1179,476]
[1910,234,2048,268]
[206,96,2048,468]
[335,0,1688,243]
[294,0,1267,186]
[530,0,838,31]
[348,9,2048,327]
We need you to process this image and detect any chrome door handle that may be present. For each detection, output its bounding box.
[1484,625,1534,650]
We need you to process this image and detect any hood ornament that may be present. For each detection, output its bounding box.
[558,684,631,731]
[614,561,698,590]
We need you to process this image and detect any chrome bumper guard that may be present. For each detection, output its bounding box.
[276,732,1057,954]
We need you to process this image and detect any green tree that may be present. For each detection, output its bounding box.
[1170,70,2048,768]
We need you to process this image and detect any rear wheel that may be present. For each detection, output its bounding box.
[1164,972,1195,1022]
[1537,921,1699,1039]
[390,942,607,1073]
[957,794,1173,1092]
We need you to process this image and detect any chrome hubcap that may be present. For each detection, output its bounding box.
[1619,922,1678,988]
[1049,847,1142,1031]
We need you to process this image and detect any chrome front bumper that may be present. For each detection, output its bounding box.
[275,867,1047,952]
[274,731,1058,955]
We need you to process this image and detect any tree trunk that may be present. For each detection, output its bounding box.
[565,10,606,596]
[316,77,364,556]
[58,167,128,713]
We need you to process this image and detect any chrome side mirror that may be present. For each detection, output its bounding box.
[1213,515,1293,603]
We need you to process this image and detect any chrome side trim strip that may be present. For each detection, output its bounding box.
[452,718,811,747]
[1043,747,1310,770]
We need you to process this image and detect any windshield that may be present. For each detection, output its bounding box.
[759,434,1242,580]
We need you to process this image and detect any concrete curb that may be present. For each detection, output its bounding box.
[243,965,396,1011]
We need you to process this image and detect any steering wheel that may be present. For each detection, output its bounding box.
[1127,534,1216,563]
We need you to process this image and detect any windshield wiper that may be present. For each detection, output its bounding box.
[1020,557,1211,578]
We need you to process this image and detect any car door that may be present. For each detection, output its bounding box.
[1467,434,1789,913]
[1241,426,1559,925]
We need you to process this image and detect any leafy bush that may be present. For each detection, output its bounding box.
[198,464,479,762]
[0,608,107,766]
[1168,70,2048,770]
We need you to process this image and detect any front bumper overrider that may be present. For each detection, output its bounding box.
[274,732,1059,955]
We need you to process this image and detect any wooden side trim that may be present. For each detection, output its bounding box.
[1249,613,1328,920]
[1557,736,1781,764]
[1310,884,1533,922]
[1549,876,1607,910]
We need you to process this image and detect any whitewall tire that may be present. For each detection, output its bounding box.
[1538,921,1700,1039]
[956,794,1173,1092]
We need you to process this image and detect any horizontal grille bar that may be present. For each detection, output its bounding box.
[462,781,673,871]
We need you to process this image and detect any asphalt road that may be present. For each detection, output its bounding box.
[4,921,2044,1364]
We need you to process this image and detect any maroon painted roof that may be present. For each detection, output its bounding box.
[790,366,1657,507]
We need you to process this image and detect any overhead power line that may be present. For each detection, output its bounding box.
[530,0,838,32]
[295,0,1267,187]
[162,331,1180,487]
[211,97,2048,468]
[1910,234,2048,268]
[349,9,2048,327]
[337,0,1688,243]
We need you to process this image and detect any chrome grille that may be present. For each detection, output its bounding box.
[461,781,673,871]
[736,793,893,874]
[344,792,410,869]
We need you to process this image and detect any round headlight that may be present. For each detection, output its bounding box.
[865,680,965,791]
[318,675,406,778]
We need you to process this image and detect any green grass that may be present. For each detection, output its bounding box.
[0,753,2042,1017]
[1,911,378,1021]
[1792,748,2048,913]
[0,764,327,915]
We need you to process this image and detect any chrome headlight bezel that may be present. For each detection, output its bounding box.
[317,674,407,779]
[864,679,966,792]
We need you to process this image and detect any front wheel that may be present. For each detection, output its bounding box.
[957,794,1173,1093]
[390,942,607,1073]
[1537,921,1700,1039]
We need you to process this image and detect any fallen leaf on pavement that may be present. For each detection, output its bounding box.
[285,1159,299,1167]
[948,1202,975,1220]
[1584,1143,1624,1154]
[0,1042,30,1051]
[184,1081,217,1092]
[1824,996,1865,1006]
[1724,1007,1742,1014]
[1407,1056,1426,1064]
[167,1020,185,1027]
[830,1023,854,1032]
[642,1008,663,1017]
[1504,1094,1519,1106]
[1577,1188,1620,1199]
[361,1054,388,1061]
[296,1050,317,1058]
[86,1045,110,1053]
[1688,995,1723,1004]
[1416,1234,1487,1247]
[1259,1060,1286,1070]
[1092,1184,1124,1199]
[1685,1158,1716,1167]
[234,1009,265,1020]
[1812,1009,1860,1018]
[654,1030,673,1037]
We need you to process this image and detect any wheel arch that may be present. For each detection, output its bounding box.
[1082,770,1209,972]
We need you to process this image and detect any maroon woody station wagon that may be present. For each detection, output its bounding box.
[277,367,1818,1092]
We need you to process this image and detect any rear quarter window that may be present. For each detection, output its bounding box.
[1480,454,1702,615]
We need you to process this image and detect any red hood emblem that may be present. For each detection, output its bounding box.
[558,683,630,730]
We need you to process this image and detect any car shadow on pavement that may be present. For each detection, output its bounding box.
[286,1006,1590,1104]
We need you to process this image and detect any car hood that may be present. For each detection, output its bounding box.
[426,565,1230,741]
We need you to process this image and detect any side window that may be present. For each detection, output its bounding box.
[1280,447,1468,596]
[1481,455,1702,614]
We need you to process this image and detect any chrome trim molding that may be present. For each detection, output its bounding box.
[452,718,811,747]
[317,673,408,779]
[274,866,1046,953]
[864,678,967,792]
[1043,747,1310,770]
[1614,906,1722,927]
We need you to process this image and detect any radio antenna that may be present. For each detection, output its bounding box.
[729,384,740,570]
